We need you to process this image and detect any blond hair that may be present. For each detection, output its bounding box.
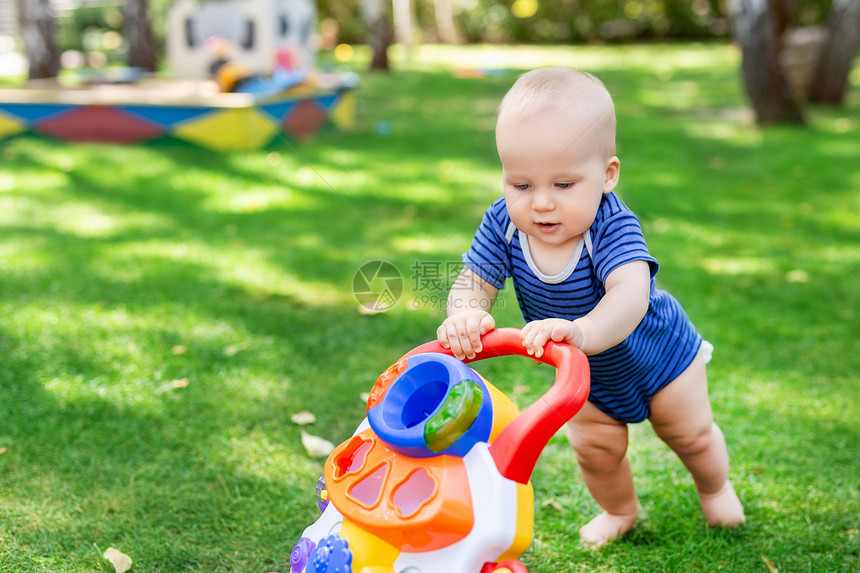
[498,67,617,156]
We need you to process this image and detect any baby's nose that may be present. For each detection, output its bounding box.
[532,188,555,210]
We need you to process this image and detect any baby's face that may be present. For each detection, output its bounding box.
[496,107,618,251]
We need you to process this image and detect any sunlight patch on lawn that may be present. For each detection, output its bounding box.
[818,244,860,265]
[0,237,53,271]
[13,302,167,365]
[0,495,73,537]
[640,80,702,110]
[824,206,860,231]
[52,202,171,238]
[739,372,860,428]
[391,180,459,203]
[391,233,471,254]
[392,43,738,74]
[683,119,755,143]
[813,138,860,160]
[106,240,346,307]
[10,300,297,409]
[222,428,320,482]
[632,170,685,190]
[203,185,317,213]
[0,172,16,192]
[0,170,67,196]
[701,256,777,276]
[1,192,172,239]
[647,218,730,248]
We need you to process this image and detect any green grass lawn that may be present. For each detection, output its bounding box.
[1,43,858,572]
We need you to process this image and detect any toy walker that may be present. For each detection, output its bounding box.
[290,328,590,573]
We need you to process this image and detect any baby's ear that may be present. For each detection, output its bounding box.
[603,156,621,193]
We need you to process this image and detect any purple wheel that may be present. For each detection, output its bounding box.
[289,537,315,573]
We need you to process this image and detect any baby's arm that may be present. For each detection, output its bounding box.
[436,266,499,360]
[521,260,651,357]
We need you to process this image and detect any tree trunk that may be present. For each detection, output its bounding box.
[730,0,805,125]
[807,0,860,105]
[768,0,793,37]
[16,0,59,79]
[124,0,159,71]
[392,0,414,53]
[361,0,392,71]
[434,0,461,44]
[367,16,393,70]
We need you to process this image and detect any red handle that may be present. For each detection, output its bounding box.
[405,328,590,484]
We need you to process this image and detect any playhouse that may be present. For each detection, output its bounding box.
[0,0,356,151]
[167,0,317,80]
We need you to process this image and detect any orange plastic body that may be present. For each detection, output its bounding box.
[326,429,475,552]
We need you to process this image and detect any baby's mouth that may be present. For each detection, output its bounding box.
[537,222,559,231]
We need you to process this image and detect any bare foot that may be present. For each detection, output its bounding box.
[578,509,638,549]
[698,480,745,527]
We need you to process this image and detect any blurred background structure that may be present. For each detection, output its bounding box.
[0,0,858,126]
[0,0,358,150]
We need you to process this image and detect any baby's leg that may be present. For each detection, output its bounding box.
[649,354,745,527]
[566,401,639,548]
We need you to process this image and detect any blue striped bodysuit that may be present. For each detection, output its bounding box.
[463,192,703,423]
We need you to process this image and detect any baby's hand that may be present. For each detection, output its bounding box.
[436,310,496,360]
[521,318,585,358]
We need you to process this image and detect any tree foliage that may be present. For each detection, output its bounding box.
[316,0,835,45]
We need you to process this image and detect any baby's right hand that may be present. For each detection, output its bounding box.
[436,310,496,360]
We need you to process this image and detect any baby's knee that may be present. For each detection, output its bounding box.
[567,426,628,471]
[663,421,720,457]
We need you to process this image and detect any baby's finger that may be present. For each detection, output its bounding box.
[449,336,467,360]
[436,323,451,348]
[520,324,539,355]
[465,316,485,354]
[440,321,466,359]
[453,321,479,360]
[531,329,549,358]
[479,313,496,336]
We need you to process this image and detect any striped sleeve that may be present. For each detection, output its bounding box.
[462,198,511,289]
[590,193,658,283]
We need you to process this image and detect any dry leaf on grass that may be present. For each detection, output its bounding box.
[0,447,8,455]
[301,430,335,458]
[224,342,248,356]
[762,556,778,573]
[785,269,809,284]
[103,547,133,573]
[290,411,317,425]
[155,378,189,394]
[541,498,563,511]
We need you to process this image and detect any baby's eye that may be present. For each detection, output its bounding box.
[556,182,573,190]
[513,183,530,191]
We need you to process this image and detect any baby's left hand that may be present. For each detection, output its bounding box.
[521,318,584,358]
